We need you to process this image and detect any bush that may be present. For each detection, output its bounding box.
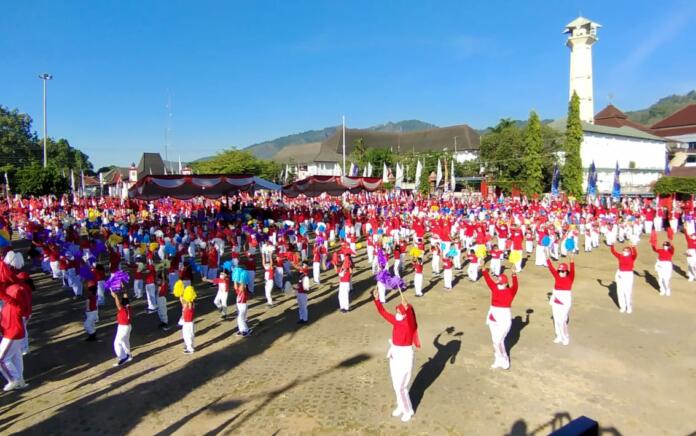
[654,176,696,195]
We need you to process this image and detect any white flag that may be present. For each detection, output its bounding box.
[414,160,423,187]
[436,159,442,188]
[362,166,367,177]
[395,163,404,188]
[451,160,456,192]
[367,162,373,177]
[70,169,76,194]
[382,163,389,183]
[81,170,86,197]
[284,164,289,183]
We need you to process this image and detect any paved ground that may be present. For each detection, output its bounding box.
[1,236,695,435]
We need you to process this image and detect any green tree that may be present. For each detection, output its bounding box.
[479,119,524,192]
[363,148,395,177]
[15,163,69,196]
[521,111,544,195]
[46,138,93,171]
[192,148,281,182]
[418,169,431,194]
[0,105,39,168]
[561,92,584,197]
[350,137,367,167]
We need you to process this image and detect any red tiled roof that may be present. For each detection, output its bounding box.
[652,104,696,129]
[668,166,696,178]
[594,104,651,131]
[650,125,696,138]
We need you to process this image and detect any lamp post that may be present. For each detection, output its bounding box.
[38,73,53,168]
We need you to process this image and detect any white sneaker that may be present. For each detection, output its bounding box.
[619,307,626,313]
[553,337,562,344]
[15,379,27,389]
[3,381,16,392]
[562,339,570,346]
[392,408,403,417]
[501,361,510,370]
[659,291,665,296]
[401,412,413,422]
[665,291,671,297]
[626,307,633,314]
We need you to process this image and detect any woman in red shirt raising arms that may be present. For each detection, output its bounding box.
[482,269,518,370]
[546,253,575,345]
[372,288,420,423]
[610,243,637,314]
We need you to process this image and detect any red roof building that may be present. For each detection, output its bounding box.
[650,104,696,141]
[594,104,651,131]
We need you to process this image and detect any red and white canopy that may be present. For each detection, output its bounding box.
[128,175,281,200]
[282,176,382,198]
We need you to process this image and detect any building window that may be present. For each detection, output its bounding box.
[689,142,696,150]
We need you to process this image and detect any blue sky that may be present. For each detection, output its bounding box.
[2,0,695,169]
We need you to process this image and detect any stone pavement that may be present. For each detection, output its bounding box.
[1,237,695,435]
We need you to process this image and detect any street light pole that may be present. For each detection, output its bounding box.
[38,73,53,168]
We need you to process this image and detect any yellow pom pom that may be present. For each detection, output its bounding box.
[149,242,159,252]
[173,280,184,298]
[183,285,197,303]
[356,242,363,249]
[474,245,487,258]
[509,250,522,264]
[330,241,336,247]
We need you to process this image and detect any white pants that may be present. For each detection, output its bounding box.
[214,290,229,315]
[525,241,534,254]
[535,245,547,266]
[687,250,696,280]
[377,281,386,303]
[414,273,423,296]
[550,290,571,343]
[247,270,256,294]
[123,248,131,264]
[133,279,144,298]
[157,296,168,323]
[644,221,653,234]
[182,322,195,352]
[236,303,249,333]
[654,217,663,232]
[145,283,157,310]
[432,254,440,274]
[265,280,274,305]
[367,246,374,264]
[615,270,634,312]
[338,282,350,310]
[388,344,414,416]
[393,259,401,277]
[655,261,672,296]
[467,263,479,282]
[113,324,132,360]
[84,310,98,335]
[313,262,321,284]
[50,260,61,278]
[490,259,501,276]
[297,293,308,321]
[444,269,453,288]
[486,306,511,368]
[0,338,24,383]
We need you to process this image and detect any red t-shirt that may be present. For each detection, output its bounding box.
[117,306,132,325]
[482,271,518,308]
[183,306,194,322]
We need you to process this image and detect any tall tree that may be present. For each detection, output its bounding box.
[479,119,523,192]
[521,111,544,196]
[561,92,584,197]
[192,148,281,181]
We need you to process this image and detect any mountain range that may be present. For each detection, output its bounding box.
[196,90,696,161]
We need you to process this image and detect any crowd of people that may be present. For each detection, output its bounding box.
[0,190,693,421]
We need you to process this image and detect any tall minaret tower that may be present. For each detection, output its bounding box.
[564,17,601,124]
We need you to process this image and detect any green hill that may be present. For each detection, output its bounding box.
[626,90,696,126]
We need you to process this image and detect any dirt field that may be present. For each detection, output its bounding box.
[1,236,695,435]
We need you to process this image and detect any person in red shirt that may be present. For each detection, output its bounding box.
[685,231,696,281]
[203,271,230,318]
[413,257,424,297]
[295,262,310,324]
[651,239,674,296]
[372,289,420,422]
[144,260,158,312]
[0,282,29,390]
[610,244,637,313]
[482,268,518,370]
[156,273,170,330]
[337,258,352,312]
[442,255,454,290]
[112,291,133,366]
[234,281,251,337]
[84,282,99,341]
[181,300,195,354]
[466,250,479,282]
[546,254,575,345]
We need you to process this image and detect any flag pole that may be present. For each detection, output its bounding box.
[342,115,346,176]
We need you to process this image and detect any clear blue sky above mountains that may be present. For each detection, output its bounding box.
[2,0,695,169]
